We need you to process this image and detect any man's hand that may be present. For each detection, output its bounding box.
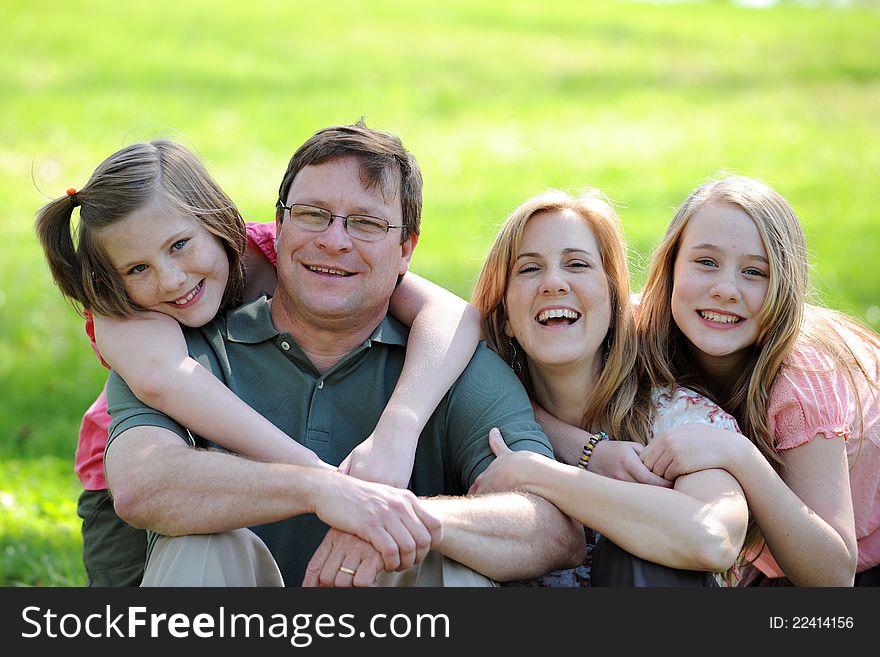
[302,529,385,587]
[312,473,441,572]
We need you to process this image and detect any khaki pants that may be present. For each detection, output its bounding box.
[142,528,497,587]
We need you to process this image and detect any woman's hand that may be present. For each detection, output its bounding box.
[468,428,550,495]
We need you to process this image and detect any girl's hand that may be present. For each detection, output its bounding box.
[339,431,417,489]
[312,474,441,573]
[640,423,745,480]
[468,428,548,495]
[587,440,672,487]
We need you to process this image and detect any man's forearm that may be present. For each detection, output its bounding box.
[421,492,585,581]
[106,426,442,572]
[106,427,328,535]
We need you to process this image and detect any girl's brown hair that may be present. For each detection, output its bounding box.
[35,139,247,318]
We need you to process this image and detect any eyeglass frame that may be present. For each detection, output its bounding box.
[277,202,403,242]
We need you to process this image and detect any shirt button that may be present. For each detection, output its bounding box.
[281,341,290,351]
[317,381,324,390]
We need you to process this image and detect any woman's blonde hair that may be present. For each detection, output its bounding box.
[472,188,653,443]
[35,139,247,318]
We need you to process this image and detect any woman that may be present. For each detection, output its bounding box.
[469,189,748,586]
[637,175,879,586]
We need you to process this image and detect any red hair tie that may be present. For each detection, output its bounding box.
[66,187,80,207]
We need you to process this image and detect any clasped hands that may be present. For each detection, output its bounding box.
[304,433,438,587]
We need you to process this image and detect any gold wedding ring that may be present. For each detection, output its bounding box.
[338,566,356,576]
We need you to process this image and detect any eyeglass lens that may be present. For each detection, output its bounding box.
[287,205,390,241]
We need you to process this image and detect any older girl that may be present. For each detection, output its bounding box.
[637,175,879,586]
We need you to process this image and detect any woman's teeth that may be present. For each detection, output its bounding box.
[537,308,581,325]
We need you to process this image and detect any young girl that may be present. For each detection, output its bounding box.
[637,175,880,586]
[35,139,480,586]
[469,188,748,586]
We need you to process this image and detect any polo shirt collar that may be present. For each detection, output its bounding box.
[225,295,279,344]
[224,294,409,348]
[369,313,409,347]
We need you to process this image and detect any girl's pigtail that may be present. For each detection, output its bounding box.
[34,193,89,310]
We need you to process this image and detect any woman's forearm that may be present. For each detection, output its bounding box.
[521,459,747,571]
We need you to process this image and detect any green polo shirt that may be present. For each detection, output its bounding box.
[106,295,554,586]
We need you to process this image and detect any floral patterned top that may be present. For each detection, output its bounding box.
[506,385,740,587]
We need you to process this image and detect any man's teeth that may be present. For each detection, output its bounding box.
[700,310,740,324]
[308,266,351,276]
[173,282,202,305]
[537,308,581,324]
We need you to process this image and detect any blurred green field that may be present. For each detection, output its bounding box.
[1,0,878,585]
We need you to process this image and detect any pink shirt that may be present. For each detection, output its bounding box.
[752,329,880,575]
[74,221,278,490]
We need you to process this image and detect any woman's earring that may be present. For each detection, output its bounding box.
[602,327,614,365]
[507,337,522,374]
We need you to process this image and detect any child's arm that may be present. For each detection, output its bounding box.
[340,272,481,488]
[93,313,332,471]
[641,423,857,585]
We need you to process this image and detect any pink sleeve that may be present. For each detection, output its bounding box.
[768,344,853,451]
[75,383,111,490]
[79,310,111,488]
[246,221,277,266]
[83,309,111,370]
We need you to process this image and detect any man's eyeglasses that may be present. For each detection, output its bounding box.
[278,203,401,242]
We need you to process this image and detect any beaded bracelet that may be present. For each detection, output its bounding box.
[576,431,608,470]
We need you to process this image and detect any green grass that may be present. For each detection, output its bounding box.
[2,0,878,585]
[0,458,83,586]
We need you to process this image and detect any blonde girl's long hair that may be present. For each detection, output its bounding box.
[638,175,810,467]
[638,175,880,559]
[472,188,653,444]
[35,139,247,318]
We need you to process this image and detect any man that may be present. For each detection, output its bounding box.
[104,121,584,586]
